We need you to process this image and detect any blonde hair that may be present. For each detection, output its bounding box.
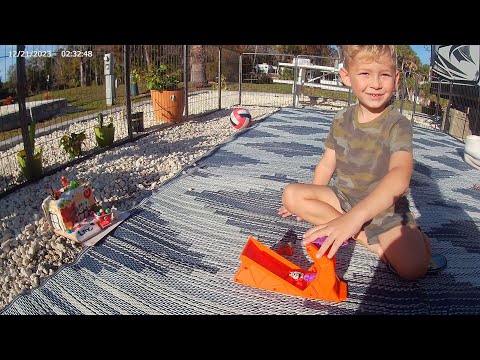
[342,45,397,69]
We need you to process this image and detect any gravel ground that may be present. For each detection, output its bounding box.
[0,105,279,311]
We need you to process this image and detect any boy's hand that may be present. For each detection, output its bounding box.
[277,206,303,222]
[302,213,362,259]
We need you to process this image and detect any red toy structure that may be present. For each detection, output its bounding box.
[42,176,118,243]
[234,236,348,302]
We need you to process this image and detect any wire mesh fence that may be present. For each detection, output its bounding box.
[129,45,185,127]
[1,45,131,195]
[240,52,298,108]
[219,47,240,109]
[1,45,479,197]
[187,45,219,117]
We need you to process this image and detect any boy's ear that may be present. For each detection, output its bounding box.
[394,71,400,89]
[339,67,351,87]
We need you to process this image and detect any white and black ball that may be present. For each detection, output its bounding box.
[230,108,252,130]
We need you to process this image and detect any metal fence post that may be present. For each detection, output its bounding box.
[400,72,405,114]
[462,106,468,141]
[218,47,222,110]
[347,88,352,106]
[124,45,133,140]
[434,85,441,131]
[292,56,297,108]
[16,44,35,179]
[443,80,453,132]
[239,54,242,105]
[184,45,189,121]
[411,75,418,122]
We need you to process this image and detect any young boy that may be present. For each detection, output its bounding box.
[278,45,445,280]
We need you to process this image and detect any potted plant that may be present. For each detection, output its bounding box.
[145,64,185,123]
[94,113,115,147]
[17,118,42,180]
[60,131,86,158]
[130,68,141,97]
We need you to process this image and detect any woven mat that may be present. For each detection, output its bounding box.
[3,107,480,314]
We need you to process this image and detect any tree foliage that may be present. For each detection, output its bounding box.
[397,45,420,75]
[395,45,436,104]
[276,45,335,58]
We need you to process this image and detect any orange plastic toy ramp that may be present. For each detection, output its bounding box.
[234,236,347,302]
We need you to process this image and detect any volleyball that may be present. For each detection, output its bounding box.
[230,108,252,130]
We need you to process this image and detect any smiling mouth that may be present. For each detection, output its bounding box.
[368,94,384,98]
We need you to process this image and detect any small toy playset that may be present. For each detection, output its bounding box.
[42,176,121,244]
[234,236,348,302]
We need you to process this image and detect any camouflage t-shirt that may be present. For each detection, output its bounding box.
[325,104,413,201]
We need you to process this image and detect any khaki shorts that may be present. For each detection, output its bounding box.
[329,186,416,245]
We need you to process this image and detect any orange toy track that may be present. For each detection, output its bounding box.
[234,236,348,302]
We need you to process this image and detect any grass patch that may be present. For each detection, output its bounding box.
[1,83,150,143]
[230,83,355,102]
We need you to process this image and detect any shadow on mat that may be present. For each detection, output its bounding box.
[348,148,480,314]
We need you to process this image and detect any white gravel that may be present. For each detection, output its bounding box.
[0,104,279,311]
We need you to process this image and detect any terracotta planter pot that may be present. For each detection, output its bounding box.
[150,89,185,123]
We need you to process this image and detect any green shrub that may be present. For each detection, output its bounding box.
[257,74,273,84]
[280,68,294,80]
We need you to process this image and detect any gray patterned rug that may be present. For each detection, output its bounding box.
[2,107,480,314]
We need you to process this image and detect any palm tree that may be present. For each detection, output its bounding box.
[397,45,421,102]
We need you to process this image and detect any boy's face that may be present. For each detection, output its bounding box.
[340,52,399,112]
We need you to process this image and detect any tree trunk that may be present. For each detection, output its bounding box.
[190,45,207,88]
[86,57,91,86]
[143,46,152,72]
[94,63,98,85]
[80,58,86,87]
[406,87,412,102]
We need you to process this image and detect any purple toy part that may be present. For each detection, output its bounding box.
[312,236,328,247]
[312,236,349,248]
[304,273,317,282]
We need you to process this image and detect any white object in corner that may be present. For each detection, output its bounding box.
[464,135,480,170]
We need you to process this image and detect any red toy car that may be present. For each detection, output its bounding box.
[94,208,113,229]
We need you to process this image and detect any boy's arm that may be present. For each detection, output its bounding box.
[312,148,336,185]
[303,150,412,259]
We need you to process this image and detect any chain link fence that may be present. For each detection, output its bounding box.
[1,45,479,197]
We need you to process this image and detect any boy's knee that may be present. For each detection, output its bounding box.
[392,261,428,281]
[282,183,300,210]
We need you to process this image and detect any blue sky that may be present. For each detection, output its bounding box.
[411,45,431,65]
